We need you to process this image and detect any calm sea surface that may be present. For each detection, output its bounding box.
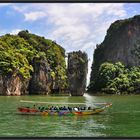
[0,93,140,137]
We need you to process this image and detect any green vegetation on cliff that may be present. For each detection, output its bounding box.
[88,15,140,94]
[68,51,88,96]
[18,30,67,89]
[0,34,35,79]
[88,62,140,94]
[0,30,67,90]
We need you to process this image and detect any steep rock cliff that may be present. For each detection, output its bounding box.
[0,73,29,95]
[88,15,140,92]
[29,57,52,95]
[0,74,4,95]
[18,30,68,94]
[67,51,88,96]
[0,30,67,95]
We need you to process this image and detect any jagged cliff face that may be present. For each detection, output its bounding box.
[88,15,140,92]
[0,74,29,95]
[68,51,88,96]
[0,30,67,95]
[0,31,89,96]
[29,57,52,95]
[0,75,4,95]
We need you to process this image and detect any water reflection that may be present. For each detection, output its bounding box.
[35,114,108,137]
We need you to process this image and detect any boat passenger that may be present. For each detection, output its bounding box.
[68,107,72,111]
[74,107,78,111]
[45,106,48,110]
[54,106,58,110]
[50,106,54,110]
[82,107,85,110]
[88,107,91,110]
[63,106,67,110]
[69,107,72,111]
[33,104,36,108]
[80,107,83,110]
[59,107,62,110]
[48,106,52,110]
[55,106,59,111]
[41,107,45,112]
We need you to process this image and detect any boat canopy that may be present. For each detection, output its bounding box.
[20,100,110,105]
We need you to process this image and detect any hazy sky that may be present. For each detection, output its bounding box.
[0,3,140,84]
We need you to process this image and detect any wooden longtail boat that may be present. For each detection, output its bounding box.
[17,100,112,116]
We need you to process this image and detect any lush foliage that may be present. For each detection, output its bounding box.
[88,61,140,94]
[18,30,67,89]
[0,30,67,89]
[0,34,36,79]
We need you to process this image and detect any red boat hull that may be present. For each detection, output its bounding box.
[18,107,39,113]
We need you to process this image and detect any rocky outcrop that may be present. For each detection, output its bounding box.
[0,75,4,95]
[88,15,140,92]
[67,51,88,96]
[0,30,68,95]
[29,57,52,95]
[0,73,29,96]
[0,30,90,96]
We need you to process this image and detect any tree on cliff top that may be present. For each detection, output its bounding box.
[18,30,68,89]
[0,30,68,91]
[0,34,35,79]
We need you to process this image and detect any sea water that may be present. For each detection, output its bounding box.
[0,93,140,137]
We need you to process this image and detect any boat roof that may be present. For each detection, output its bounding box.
[20,100,109,105]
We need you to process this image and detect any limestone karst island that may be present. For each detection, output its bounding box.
[0,30,88,96]
[1,15,140,96]
[88,15,140,95]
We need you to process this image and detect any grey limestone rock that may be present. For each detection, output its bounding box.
[67,51,88,96]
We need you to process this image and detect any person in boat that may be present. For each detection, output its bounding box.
[80,107,83,110]
[41,106,45,112]
[33,104,36,109]
[53,106,59,111]
[53,106,56,110]
[63,106,67,110]
[52,106,54,110]
[55,106,59,112]
[68,106,72,111]
[49,106,54,110]
[88,106,91,110]
[38,106,42,112]
[74,107,78,111]
[82,107,86,110]
[45,106,48,111]
[59,107,62,110]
